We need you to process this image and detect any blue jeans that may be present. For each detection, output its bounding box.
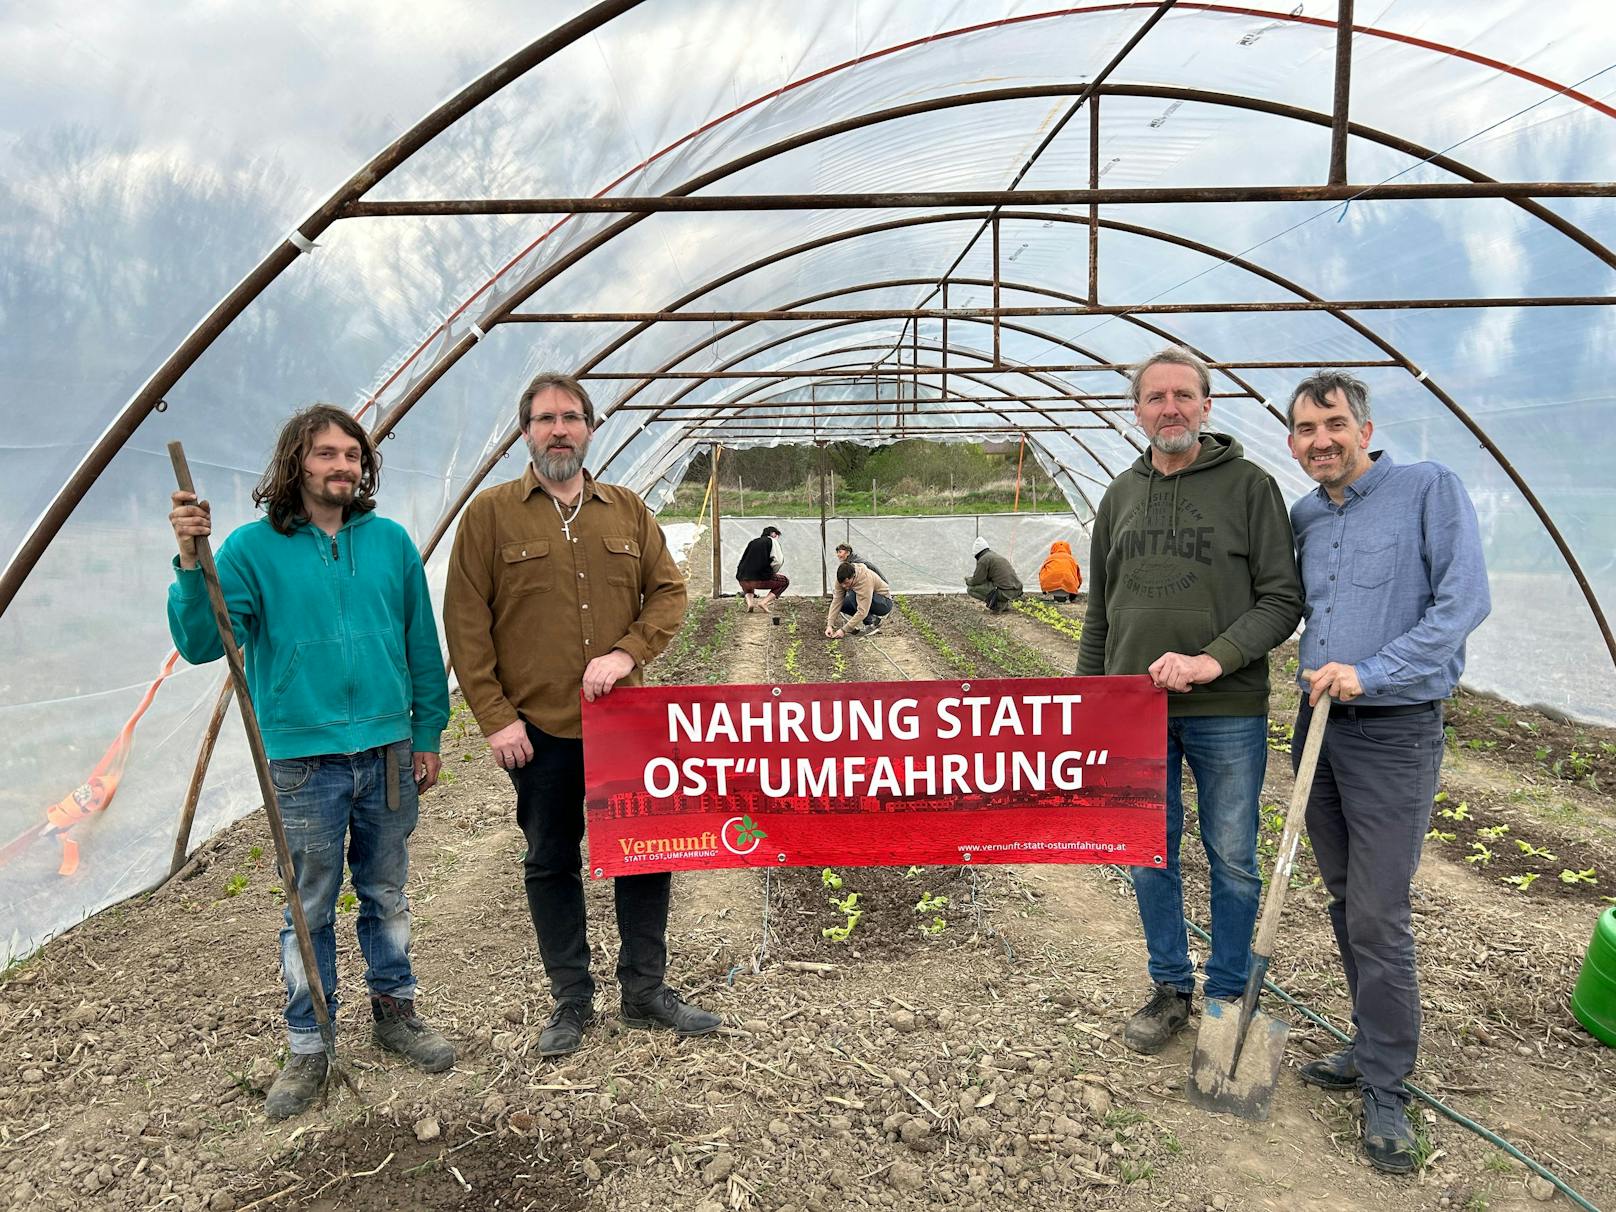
[838,591,893,621]
[1132,715,1265,1001]
[269,739,419,1055]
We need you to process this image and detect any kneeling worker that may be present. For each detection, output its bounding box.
[736,525,788,612]
[966,536,1023,613]
[826,560,893,638]
[1039,540,1082,599]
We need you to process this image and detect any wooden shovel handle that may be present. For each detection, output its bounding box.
[168,442,338,1044]
[1250,690,1331,960]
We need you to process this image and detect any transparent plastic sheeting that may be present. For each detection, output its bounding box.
[3,1,1615,960]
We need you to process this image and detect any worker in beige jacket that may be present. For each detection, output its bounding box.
[825,560,894,638]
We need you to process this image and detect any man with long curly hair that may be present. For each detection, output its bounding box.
[166,405,453,1119]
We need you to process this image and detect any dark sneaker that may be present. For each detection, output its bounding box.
[537,1000,596,1057]
[1300,1044,1360,1091]
[620,987,721,1037]
[1122,983,1193,1054]
[1361,1087,1418,1174]
[370,995,455,1073]
[265,1052,328,1119]
[860,616,884,634]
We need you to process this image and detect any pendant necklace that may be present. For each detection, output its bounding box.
[553,491,583,541]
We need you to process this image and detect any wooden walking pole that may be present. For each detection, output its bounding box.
[167,441,356,1098]
[169,676,234,876]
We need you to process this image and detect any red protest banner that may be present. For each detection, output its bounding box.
[582,676,1165,878]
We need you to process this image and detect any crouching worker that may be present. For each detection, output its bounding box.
[166,405,454,1120]
[826,560,893,638]
[966,536,1023,613]
[736,525,788,612]
[1039,540,1082,599]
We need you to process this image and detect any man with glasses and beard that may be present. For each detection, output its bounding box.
[443,372,718,1058]
[1076,348,1302,1057]
[167,405,454,1119]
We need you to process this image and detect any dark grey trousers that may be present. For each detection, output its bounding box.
[1294,700,1444,1099]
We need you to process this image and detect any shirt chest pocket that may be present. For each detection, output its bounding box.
[501,538,553,596]
[1350,538,1398,589]
[602,535,641,587]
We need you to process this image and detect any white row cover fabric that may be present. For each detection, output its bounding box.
[2,0,1613,958]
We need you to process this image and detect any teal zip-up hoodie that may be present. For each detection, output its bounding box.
[168,511,451,759]
[1076,433,1302,717]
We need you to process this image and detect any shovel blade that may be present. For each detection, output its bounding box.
[1186,997,1290,1121]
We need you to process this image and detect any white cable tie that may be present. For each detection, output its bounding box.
[287,230,318,255]
[1414,368,1429,383]
[468,322,486,342]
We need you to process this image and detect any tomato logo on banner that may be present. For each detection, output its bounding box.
[582,675,1166,878]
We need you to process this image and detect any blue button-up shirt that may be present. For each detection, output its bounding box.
[1290,451,1490,704]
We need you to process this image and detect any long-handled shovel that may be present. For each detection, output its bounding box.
[1186,693,1331,1120]
[168,442,358,1105]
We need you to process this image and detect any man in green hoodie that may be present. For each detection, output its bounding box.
[1076,348,1302,1054]
[167,405,454,1118]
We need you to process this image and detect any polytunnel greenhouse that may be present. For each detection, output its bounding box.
[2,3,1614,1209]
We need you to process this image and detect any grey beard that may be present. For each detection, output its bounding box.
[1150,428,1199,455]
[530,440,585,481]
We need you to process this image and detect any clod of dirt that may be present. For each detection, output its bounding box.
[481,1091,509,1120]
[208,1192,236,1211]
[888,1009,919,1032]
[1528,1176,1557,1201]
[503,1005,525,1025]
[900,1119,933,1150]
[19,1069,44,1084]
[246,1057,277,1093]
[413,1116,440,1143]
[959,1115,992,1143]
[1080,1084,1112,1118]
[582,1158,603,1182]
[704,1152,734,1184]
[888,1160,925,1192]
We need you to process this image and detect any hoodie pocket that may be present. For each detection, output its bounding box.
[1105,606,1214,676]
[264,639,346,731]
[350,629,411,723]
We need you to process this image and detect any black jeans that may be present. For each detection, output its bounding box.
[509,721,671,1004]
[1294,700,1444,1097]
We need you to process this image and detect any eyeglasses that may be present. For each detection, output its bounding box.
[529,411,589,428]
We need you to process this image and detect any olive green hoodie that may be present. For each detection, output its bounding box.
[1075,433,1302,717]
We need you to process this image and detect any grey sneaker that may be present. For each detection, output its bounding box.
[1361,1087,1418,1174]
[1300,1044,1360,1091]
[537,1000,596,1057]
[370,995,455,1073]
[265,1052,328,1119]
[1122,983,1193,1054]
[860,616,884,634]
[620,987,721,1037]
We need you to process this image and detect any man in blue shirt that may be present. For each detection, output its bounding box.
[1286,372,1490,1174]
[168,405,454,1118]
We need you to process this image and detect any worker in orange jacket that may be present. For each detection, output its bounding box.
[1039,540,1082,597]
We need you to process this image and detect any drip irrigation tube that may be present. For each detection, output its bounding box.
[1122,868,1602,1211]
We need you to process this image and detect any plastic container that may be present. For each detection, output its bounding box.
[1572,906,1616,1048]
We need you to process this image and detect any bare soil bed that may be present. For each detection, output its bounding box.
[3,571,1614,1212]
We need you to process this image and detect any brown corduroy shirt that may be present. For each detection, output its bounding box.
[443,465,687,740]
